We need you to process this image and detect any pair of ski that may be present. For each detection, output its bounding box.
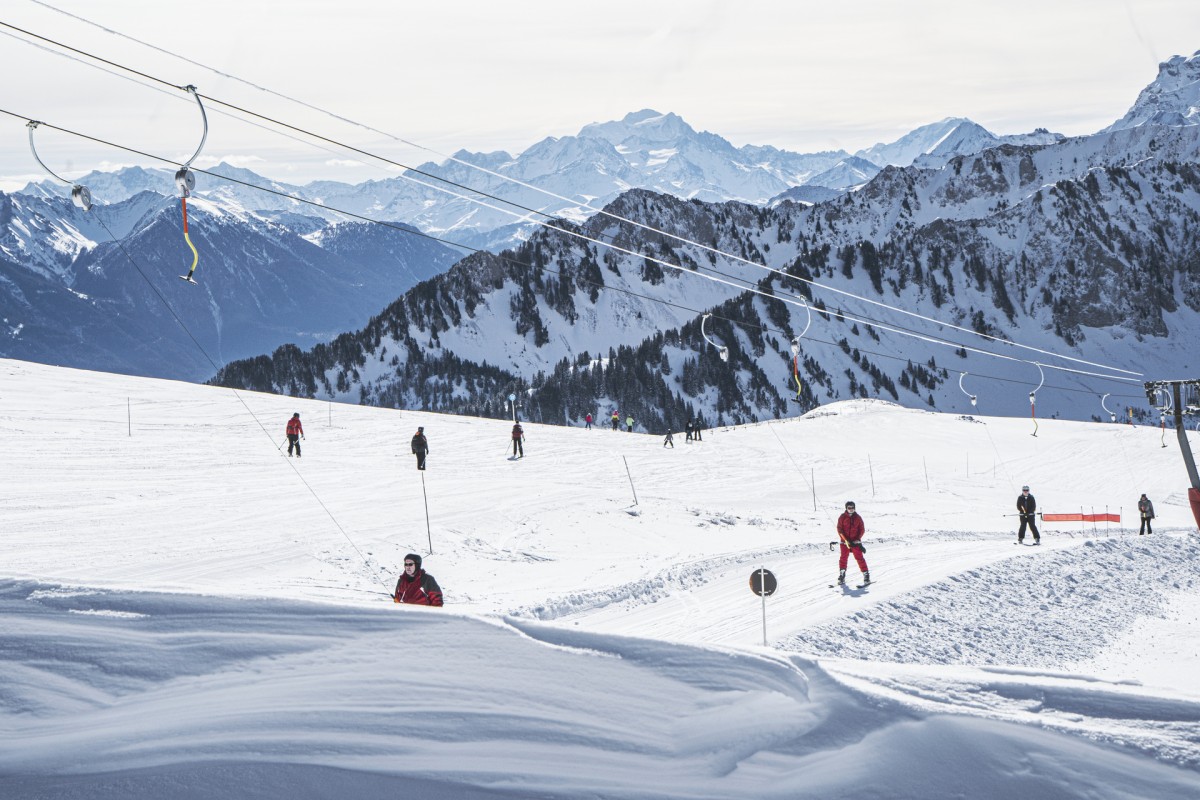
[830,581,873,590]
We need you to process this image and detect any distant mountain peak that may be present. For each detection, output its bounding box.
[1104,49,1200,132]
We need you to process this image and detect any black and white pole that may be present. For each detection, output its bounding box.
[749,568,777,647]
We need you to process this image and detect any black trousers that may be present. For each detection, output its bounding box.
[1140,517,1153,534]
[415,451,427,470]
[287,434,301,456]
[1017,514,1039,541]
[513,440,523,457]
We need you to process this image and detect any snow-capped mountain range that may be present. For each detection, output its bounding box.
[209,52,1200,430]
[18,110,1066,249]
[6,50,1200,426]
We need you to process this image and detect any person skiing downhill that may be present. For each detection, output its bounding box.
[626,415,634,433]
[585,413,593,430]
[512,420,525,458]
[285,413,304,457]
[393,553,443,606]
[836,501,870,586]
[1016,485,1040,544]
[611,410,620,431]
[1138,493,1156,535]
[664,430,674,448]
[411,427,429,471]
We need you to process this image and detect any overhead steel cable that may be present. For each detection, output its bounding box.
[0,15,1141,380]
[0,105,1142,392]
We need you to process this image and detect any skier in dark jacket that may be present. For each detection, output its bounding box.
[836,501,869,586]
[692,416,704,441]
[285,412,304,457]
[685,420,693,442]
[512,421,525,458]
[1138,493,1155,535]
[393,553,443,606]
[411,427,429,471]
[1016,485,1040,544]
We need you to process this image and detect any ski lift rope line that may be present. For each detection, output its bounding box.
[0,17,1141,381]
[9,25,1144,385]
[17,4,1142,380]
[0,105,1145,395]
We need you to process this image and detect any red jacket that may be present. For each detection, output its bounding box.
[286,417,303,436]
[837,511,865,543]
[394,570,443,606]
[512,424,524,440]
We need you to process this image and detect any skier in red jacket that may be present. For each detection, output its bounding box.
[285,412,304,457]
[836,501,870,586]
[393,553,443,606]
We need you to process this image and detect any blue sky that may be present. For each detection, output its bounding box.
[1,0,1198,188]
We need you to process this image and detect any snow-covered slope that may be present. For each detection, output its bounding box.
[2,357,1199,797]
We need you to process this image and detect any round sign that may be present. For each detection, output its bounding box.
[749,568,777,597]
[508,393,516,402]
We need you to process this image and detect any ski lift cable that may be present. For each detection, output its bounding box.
[6,20,1064,374]
[0,17,1142,382]
[0,105,1144,396]
[24,2,1145,380]
[0,26,381,178]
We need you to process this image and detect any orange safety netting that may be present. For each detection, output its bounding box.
[1041,513,1120,523]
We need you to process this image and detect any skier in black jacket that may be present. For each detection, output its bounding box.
[411,427,429,471]
[1138,493,1155,535]
[1016,485,1040,544]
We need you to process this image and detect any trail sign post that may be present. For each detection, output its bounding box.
[749,568,777,646]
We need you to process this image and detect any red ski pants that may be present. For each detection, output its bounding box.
[839,542,868,572]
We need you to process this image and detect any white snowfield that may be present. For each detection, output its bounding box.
[2,357,1198,799]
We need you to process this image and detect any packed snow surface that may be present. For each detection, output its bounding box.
[1,357,1198,798]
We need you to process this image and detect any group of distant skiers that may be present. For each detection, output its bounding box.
[286,411,1165,605]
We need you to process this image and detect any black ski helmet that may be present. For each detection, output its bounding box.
[404,553,422,570]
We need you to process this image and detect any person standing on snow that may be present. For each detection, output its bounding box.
[411,426,429,471]
[1138,493,1155,535]
[585,412,593,430]
[685,419,694,442]
[285,412,304,458]
[664,429,674,448]
[512,420,525,458]
[611,410,620,431]
[393,553,443,606]
[836,501,870,586]
[1016,485,1040,544]
[693,415,704,441]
